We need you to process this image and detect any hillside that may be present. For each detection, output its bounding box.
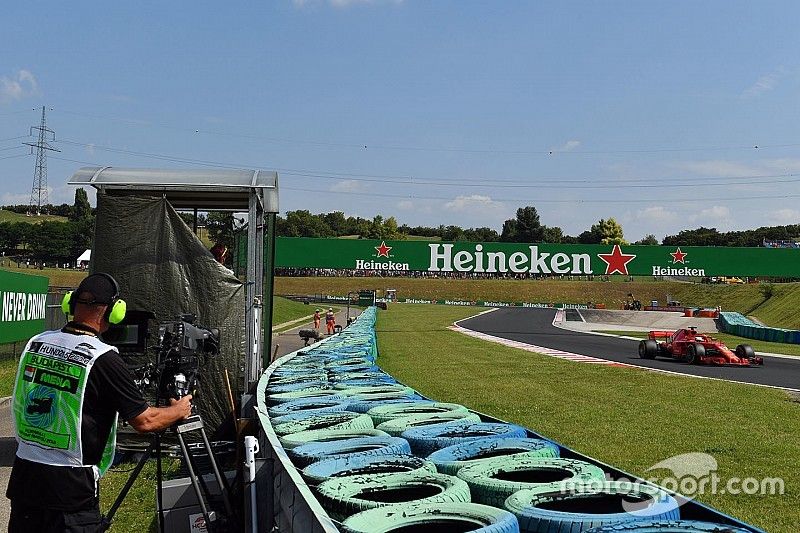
[0,210,68,224]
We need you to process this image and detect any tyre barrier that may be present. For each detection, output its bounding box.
[316,472,472,521]
[427,437,561,475]
[366,401,472,426]
[505,481,680,532]
[346,398,432,414]
[302,454,437,486]
[256,307,761,533]
[401,421,529,456]
[456,457,606,508]
[376,412,483,438]
[340,502,521,533]
[584,521,755,532]
[272,411,374,438]
[288,436,412,467]
[280,428,391,450]
[267,397,351,418]
[266,389,345,406]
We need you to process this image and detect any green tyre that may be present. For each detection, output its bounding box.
[367,402,470,426]
[376,412,482,437]
[341,502,520,533]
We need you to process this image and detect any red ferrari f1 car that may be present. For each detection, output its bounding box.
[638,327,764,366]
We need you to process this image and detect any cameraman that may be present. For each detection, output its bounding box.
[6,273,193,533]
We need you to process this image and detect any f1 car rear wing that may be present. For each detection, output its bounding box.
[648,330,673,341]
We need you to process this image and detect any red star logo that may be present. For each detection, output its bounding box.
[670,247,687,264]
[597,245,637,275]
[375,241,392,258]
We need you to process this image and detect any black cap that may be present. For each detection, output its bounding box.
[75,274,118,305]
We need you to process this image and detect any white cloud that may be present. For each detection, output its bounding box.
[699,205,730,220]
[550,140,581,153]
[444,194,504,213]
[293,0,403,7]
[766,208,800,225]
[0,69,39,103]
[636,205,679,223]
[330,179,368,193]
[396,199,414,210]
[742,66,787,98]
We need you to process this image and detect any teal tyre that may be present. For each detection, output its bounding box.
[266,381,327,394]
[317,472,471,521]
[505,481,680,533]
[456,457,606,508]
[288,436,411,467]
[280,428,390,450]
[341,502,520,533]
[266,389,344,406]
[347,398,430,414]
[428,437,560,475]
[268,372,327,385]
[401,421,527,456]
[302,454,437,486]
[337,385,416,396]
[377,413,483,438]
[272,411,373,438]
[367,402,471,426]
[267,398,350,418]
[583,520,754,532]
[336,377,399,388]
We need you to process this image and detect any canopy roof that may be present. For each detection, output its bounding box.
[68,166,279,211]
[77,249,91,262]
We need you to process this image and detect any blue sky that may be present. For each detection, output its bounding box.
[1,0,799,241]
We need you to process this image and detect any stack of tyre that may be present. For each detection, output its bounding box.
[263,308,754,533]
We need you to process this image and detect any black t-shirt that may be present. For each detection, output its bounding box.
[6,325,148,511]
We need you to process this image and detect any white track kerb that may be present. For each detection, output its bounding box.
[453,309,800,393]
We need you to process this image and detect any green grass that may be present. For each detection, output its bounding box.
[596,330,800,356]
[0,264,84,288]
[273,296,316,327]
[376,304,799,533]
[0,209,67,224]
[99,458,180,532]
[0,343,21,396]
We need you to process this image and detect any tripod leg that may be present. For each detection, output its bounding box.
[199,426,234,517]
[177,431,217,532]
[100,442,155,531]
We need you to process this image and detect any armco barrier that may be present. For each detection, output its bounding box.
[256,307,765,532]
[720,311,800,345]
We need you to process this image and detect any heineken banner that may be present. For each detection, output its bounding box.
[0,270,49,344]
[275,237,800,278]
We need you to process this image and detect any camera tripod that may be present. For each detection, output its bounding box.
[100,413,234,533]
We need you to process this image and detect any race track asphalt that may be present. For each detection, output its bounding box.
[458,307,800,391]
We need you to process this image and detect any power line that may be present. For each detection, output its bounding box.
[52,107,800,157]
[56,138,800,189]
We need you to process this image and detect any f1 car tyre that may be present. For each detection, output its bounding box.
[377,412,483,438]
[288,436,412,467]
[268,398,350,418]
[456,456,606,507]
[341,502,520,533]
[367,402,471,426]
[583,520,754,533]
[316,472,471,521]
[302,454,437,486]
[272,411,374,438]
[427,437,560,475]
[735,344,755,360]
[505,481,680,532]
[402,421,528,456]
[638,340,658,360]
[266,389,344,406]
[686,344,705,365]
[347,399,432,414]
[280,428,390,450]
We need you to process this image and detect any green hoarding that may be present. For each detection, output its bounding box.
[274,237,800,278]
[0,270,49,344]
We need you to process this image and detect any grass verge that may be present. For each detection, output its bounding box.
[597,330,800,357]
[376,304,798,532]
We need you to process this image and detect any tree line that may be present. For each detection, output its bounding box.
[3,197,798,265]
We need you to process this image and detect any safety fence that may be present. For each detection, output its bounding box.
[255,308,762,532]
[719,312,800,344]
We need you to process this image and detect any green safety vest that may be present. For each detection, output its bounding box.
[12,330,118,477]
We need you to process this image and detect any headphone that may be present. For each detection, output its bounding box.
[61,273,127,325]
